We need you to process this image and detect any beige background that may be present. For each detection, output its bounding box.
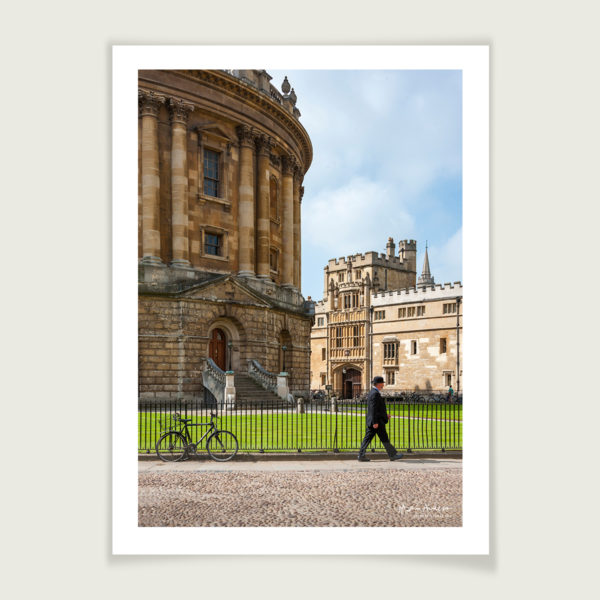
[2,0,599,598]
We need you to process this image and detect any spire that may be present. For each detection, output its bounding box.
[418,241,435,287]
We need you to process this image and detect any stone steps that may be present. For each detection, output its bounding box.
[234,374,289,408]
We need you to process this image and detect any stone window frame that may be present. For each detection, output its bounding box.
[320,373,327,385]
[383,342,397,360]
[374,310,386,321]
[269,247,279,274]
[200,226,229,261]
[443,302,457,315]
[385,370,396,385]
[443,370,454,387]
[198,132,230,206]
[269,175,280,224]
[317,317,325,327]
[410,340,418,355]
[321,347,326,360]
[417,305,426,317]
[440,337,447,354]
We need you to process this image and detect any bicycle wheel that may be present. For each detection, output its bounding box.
[156,432,187,462]
[206,430,238,462]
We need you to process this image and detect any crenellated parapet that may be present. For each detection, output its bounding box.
[371,282,463,306]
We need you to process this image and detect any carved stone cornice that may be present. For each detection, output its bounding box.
[255,133,273,157]
[168,98,194,124]
[293,164,304,185]
[299,186,305,202]
[236,124,254,148]
[171,70,313,171]
[139,89,166,117]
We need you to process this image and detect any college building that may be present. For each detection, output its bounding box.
[138,69,313,405]
[310,239,462,397]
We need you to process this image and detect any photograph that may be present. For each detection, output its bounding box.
[114,46,489,553]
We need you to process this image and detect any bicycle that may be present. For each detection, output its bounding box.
[155,412,239,462]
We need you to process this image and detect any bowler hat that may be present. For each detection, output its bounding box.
[372,376,384,385]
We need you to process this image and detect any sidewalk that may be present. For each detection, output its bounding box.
[139,455,462,473]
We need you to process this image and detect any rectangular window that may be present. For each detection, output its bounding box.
[270,248,279,272]
[335,326,343,348]
[407,306,416,318]
[320,373,327,385]
[344,294,351,309]
[204,233,222,256]
[203,149,220,197]
[352,325,360,347]
[321,348,326,360]
[440,338,447,354]
[386,370,396,385]
[374,310,386,321]
[444,372,453,386]
[443,303,457,314]
[317,317,324,327]
[410,340,417,355]
[338,273,345,282]
[383,342,397,359]
[417,305,425,316]
[355,270,361,280]
[398,307,406,319]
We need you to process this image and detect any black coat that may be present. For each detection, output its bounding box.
[366,386,388,427]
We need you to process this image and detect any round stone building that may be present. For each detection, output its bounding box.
[138,70,313,405]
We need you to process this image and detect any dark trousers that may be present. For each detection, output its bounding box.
[359,424,391,455]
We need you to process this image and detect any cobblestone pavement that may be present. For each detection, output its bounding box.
[138,458,462,527]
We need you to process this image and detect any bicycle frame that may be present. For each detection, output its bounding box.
[177,419,216,448]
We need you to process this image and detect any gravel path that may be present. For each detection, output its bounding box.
[139,466,462,527]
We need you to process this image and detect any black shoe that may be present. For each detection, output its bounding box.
[389,453,403,461]
[357,455,370,462]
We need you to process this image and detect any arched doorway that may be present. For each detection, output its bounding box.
[208,328,227,371]
[342,367,362,399]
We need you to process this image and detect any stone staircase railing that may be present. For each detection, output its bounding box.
[247,359,277,393]
[202,358,226,406]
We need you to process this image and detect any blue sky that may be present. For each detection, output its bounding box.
[268,70,463,302]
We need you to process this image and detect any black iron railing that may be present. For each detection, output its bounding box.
[138,398,462,454]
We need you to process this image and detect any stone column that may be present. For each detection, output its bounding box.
[169,98,194,268]
[293,171,303,289]
[256,134,272,279]
[237,125,256,277]
[281,155,295,288]
[139,90,166,265]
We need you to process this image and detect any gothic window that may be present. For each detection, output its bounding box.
[352,325,360,347]
[203,149,220,197]
[384,342,397,359]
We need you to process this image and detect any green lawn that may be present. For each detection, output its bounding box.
[139,404,462,454]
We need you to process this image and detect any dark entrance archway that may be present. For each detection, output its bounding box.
[342,368,362,399]
[208,328,227,371]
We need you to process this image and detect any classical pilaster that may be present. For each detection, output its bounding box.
[237,125,256,276]
[256,133,272,279]
[281,154,295,288]
[169,98,194,268]
[139,90,166,265]
[293,169,303,289]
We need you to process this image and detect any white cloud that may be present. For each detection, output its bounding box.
[303,177,414,258]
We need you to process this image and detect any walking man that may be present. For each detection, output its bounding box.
[358,376,403,462]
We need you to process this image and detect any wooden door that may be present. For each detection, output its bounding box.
[209,328,227,370]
